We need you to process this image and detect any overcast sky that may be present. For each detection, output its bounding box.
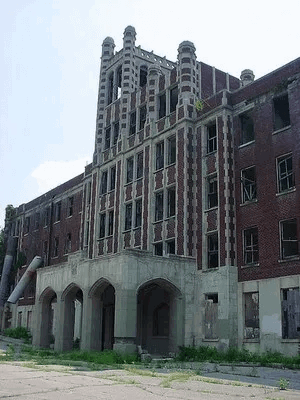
[1,0,299,228]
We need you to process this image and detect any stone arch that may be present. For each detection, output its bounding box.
[137,278,183,355]
[89,278,116,351]
[38,287,57,348]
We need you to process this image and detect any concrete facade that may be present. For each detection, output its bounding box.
[1,26,300,355]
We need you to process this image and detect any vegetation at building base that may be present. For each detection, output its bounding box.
[3,327,32,344]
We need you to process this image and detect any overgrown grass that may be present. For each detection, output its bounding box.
[176,345,300,369]
[3,327,32,343]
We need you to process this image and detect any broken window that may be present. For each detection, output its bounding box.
[241,166,257,202]
[105,126,111,150]
[99,213,106,238]
[136,152,143,179]
[282,288,300,339]
[280,219,298,259]
[64,233,72,254]
[207,123,217,153]
[135,199,142,228]
[167,136,176,165]
[167,187,176,217]
[110,166,116,191]
[244,227,259,265]
[204,294,218,339]
[274,94,290,131]
[113,121,119,145]
[108,210,114,236]
[167,240,176,255]
[170,86,178,113]
[116,66,122,99]
[54,202,61,222]
[139,65,148,87]
[207,233,218,268]
[107,72,114,105]
[240,113,254,144]
[207,176,218,209]
[244,292,259,339]
[126,157,134,183]
[129,111,136,135]
[125,203,132,231]
[156,141,164,170]
[139,105,147,130]
[68,197,74,217]
[153,303,169,336]
[155,191,164,221]
[154,242,163,256]
[100,171,108,195]
[53,237,59,257]
[277,154,294,192]
[158,92,166,119]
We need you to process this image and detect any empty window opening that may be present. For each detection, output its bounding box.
[125,203,132,231]
[274,94,290,131]
[280,219,298,259]
[99,213,106,238]
[25,216,30,233]
[153,303,169,336]
[154,242,163,256]
[156,141,164,170]
[64,233,72,254]
[107,72,114,105]
[54,202,61,222]
[207,233,218,268]
[129,111,136,135]
[240,113,254,144]
[241,166,257,202]
[68,197,74,217]
[207,176,218,209]
[167,240,175,255]
[170,86,178,113]
[113,121,119,145]
[207,124,217,153]
[34,212,40,230]
[126,157,134,183]
[277,154,294,192]
[139,105,147,130]
[135,199,142,228]
[116,66,122,99]
[244,227,259,264]
[282,288,300,339]
[100,171,108,195]
[136,152,143,179]
[167,136,176,165]
[44,208,50,227]
[158,93,166,119]
[204,294,218,339]
[139,65,148,87]
[155,192,164,221]
[244,292,259,339]
[53,237,59,258]
[108,210,114,236]
[167,187,176,217]
[110,166,116,191]
[105,126,111,150]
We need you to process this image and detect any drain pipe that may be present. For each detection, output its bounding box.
[7,256,43,304]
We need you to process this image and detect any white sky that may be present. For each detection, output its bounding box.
[1,0,299,228]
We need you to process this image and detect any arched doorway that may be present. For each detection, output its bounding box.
[89,279,115,351]
[38,287,57,348]
[137,279,183,356]
[61,284,83,351]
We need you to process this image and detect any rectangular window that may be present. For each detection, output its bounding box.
[64,233,72,254]
[158,93,166,119]
[113,121,119,145]
[274,94,290,131]
[204,294,218,339]
[34,212,40,230]
[125,203,132,231]
[277,154,294,192]
[54,202,61,222]
[105,126,111,150]
[170,86,178,113]
[244,227,259,264]
[99,213,106,238]
[86,182,92,204]
[154,242,163,256]
[135,199,142,228]
[108,210,114,236]
[207,233,218,268]
[53,237,59,257]
[241,166,257,202]
[44,208,50,227]
[68,197,74,217]
[240,113,254,144]
[167,136,176,165]
[126,157,134,183]
[280,219,298,259]
[167,187,176,217]
[156,141,164,170]
[100,171,108,195]
[136,152,143,179]
[155,191,164,221]
[85,221,89,246]
[244,292,259,339]
[43,240,48,262]
[167,240,175,255]
[282,288,300,339]
[207,176,218,209]
[207,123,217,153]
[110,166,116,191]
[129,111,136,135]
[139,105,147,130]
[25,216,30,233]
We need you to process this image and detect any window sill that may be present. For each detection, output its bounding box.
[272,125,291,135]
[243,338,260,343]
[281,339,300,343]
[276,188,296,197]
[241,263,259,269]
[153,219,163,224]
[53,221,60,225]
[206,150,217,156]
[154,167,164,173]
[205,206,218,212]
[133,226,141,230]
[123,229,132,233]
[124,181,133,186]
[202,338,219,342]
[66,215,73,219]
[203,267,219,272]
[240,199,258,206]
[238,140,255,149]
[166,162,176,168]
[278,256,300,263]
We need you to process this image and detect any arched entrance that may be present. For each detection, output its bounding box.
[89,279,115,351]
[137,279,183,356]
[61,284,83,351]
[38,287,57,348]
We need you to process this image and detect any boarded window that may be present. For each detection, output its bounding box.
[244,292,259,339]
[282,288,300,339]
[204,294,218,339]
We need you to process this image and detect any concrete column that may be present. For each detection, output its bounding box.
[81,292,103,351]
[54,293,69,352]
[169,295,184,353]
[113,288,137,353]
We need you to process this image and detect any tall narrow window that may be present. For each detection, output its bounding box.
[107,72,113,105]
[43,207,50,227]
[34,213,40,230]
[108,210,114,236]
[170,86,178,113]
[154,242,163,256]
[277,154,294,192]
[110,166,116,191]
[158,93,166,119]
[135,199,142,228]
[274,94,290,131]
[100,171,108,195]
[167,240,175,255]
[125,203,132,230]
[207,233,218,268]
[280,219,298,259]
[54,202,61,222]
[155,192,164,221]
[99,213,106,239]
[207,124,217,153]
[129,111,136,135]
[240,113,254,144]
[167,187,176,217]
[156,141,164,170]
[64,233,72,254]
[139,65,148,87]
[113,121,119,145]
[136,152,143,179]
[105,126,111,150]
[116,66,122,99]
[207,176,218,209]
[25,216,30,233]
[167,136,176,165]
[244,228,259,264]
[241,166,257,202]
[53,237,59,257]
[244,292,259,339]
[139,105,147,130]
[282,288,300,339]
[68,197,74,217]
[126,157,134,183]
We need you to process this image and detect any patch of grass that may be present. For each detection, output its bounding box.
[3,327,32,343]
[161,372,192,388]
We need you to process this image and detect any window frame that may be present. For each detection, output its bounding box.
[244,291,260,339]
[241,166,257,203]
[167,135,176,165]
[277,154,295,193]
[125,203,132,231]
[156,141,164,170]
[207,176,218,209]
[243,227,259,265]
[207,233,218,269]
[100,170,108,195]
[273,93,290,131]
[135,198,142,228]
[240,113,254,145]
[155,191,164,222]
[280,219,298,259]
[207,123,217,154]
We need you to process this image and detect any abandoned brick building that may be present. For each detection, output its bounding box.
[1,26,300,356]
